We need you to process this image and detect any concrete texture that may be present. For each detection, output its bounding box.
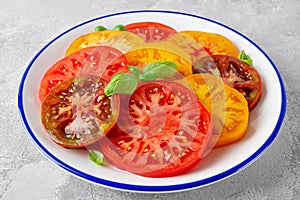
[1,0,299,199]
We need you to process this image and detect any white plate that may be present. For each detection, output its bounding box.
[18,10,286,193]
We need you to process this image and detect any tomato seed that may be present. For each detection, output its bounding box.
[103,100,110,106]
[151,153,157,159]
[143,148,149,153]
[178,130,184,135]
[163,151,171,161]
[127,146,132,151]
[96,95,105,102]
[118,140,124,145]
[68,87,74,93]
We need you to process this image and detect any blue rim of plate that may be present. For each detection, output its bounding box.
[18,10,286,192]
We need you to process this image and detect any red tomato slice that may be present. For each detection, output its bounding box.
[194,55,263,110]
[125,22,177,42]
[100,80,212,177]
[39,46,130,101]
[41,76,119,148]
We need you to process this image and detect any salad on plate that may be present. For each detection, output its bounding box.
[39,21,262,178]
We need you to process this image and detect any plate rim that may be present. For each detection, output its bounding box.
[17,9,287,192]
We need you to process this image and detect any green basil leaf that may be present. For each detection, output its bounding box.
[128,66,141,77]
[138,73,156,81]
[238,50,253,65]
[104,73,138,96]
[94,26,107,32]
[89,150,104,165]
[104,73,124,96]
[113,24,126,31]
[142,61,177,79]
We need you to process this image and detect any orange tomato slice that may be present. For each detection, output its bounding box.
[65,30,145,55]
[65,30,122,56]
[125,41,193,77]
[182,74,249,147]
[99,31,145,53]
[179,31,239,57]
[166,33,211,64]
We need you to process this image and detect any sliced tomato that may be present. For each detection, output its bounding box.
[125,22,177,42]
[100,80,212,177]
[65,30,122,56]
[65,30,144,55]
[166,33,211,64]
[194,55,262,110]
[41,76,119,148]
[183,74,249,147]
[179,31,239,57]
[125,41,193,77]
[99,31,145,53]
[39,46,130,101]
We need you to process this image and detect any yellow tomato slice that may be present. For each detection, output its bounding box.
[66,30,145,56]
[99,31,145,53]
[125,41,193,77]
[179,31,239,57]
[65,30,122,56]
[182,74,249,147]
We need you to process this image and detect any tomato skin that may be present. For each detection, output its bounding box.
[99,80,212,177]
[194,55,262,110]
[41,76,119,148]
[39,46,130,101]
[183,74,249,147]
[100,125,204,177]
[125,22,176,31]
[125,22,177,42]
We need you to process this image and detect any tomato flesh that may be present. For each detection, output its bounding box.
[100,81,212,177]
[194,55,262,110]
[41,76,119,148]
[39,46,130,101]
[125,22,177,42]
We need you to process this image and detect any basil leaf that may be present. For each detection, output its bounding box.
[128,66,141,77]
[238,50,253,65]
[104,73,138,96]
[89,150,104,165]
[104,73,124,96]
[142,61,177,79]
[138,73,156,81]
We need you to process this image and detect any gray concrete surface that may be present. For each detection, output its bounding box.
[1,0,299,199]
